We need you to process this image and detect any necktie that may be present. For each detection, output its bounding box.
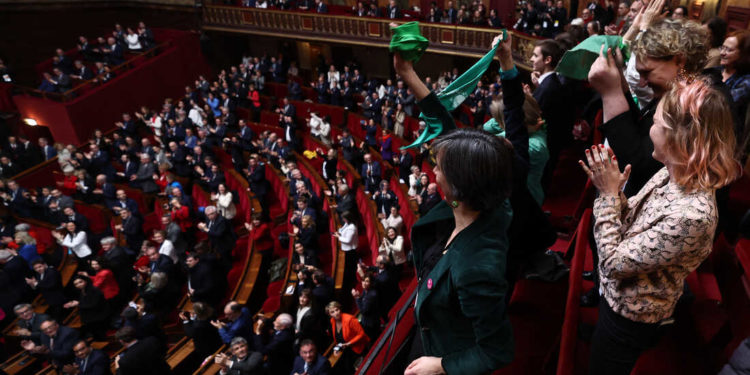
[49,336,54,349]
[81,356,88,372]
[304,362,309,373]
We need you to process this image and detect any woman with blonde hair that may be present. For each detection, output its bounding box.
[580,77,741,374]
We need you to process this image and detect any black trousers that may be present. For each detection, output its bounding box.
[589,299,665,375]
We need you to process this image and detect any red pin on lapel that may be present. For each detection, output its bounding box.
[427,278,433,290]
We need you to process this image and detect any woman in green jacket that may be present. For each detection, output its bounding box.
[396,33,516,375]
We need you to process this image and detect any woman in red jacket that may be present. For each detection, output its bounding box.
[79,257,120,301]
[327,300,369,374]
[244,213,273,258]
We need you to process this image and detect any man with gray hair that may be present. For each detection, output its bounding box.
[252,313,295,375]
[99,236,134,293]
[197,205,236,267]
[13,303,50,344]
[214,336,263,375]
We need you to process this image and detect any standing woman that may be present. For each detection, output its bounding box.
[53,221,92,266]
[580,78,740,374]
[394,34,515,374]
[211,183,236,220]
[65,275,109,340]
[326,301,369,375]
[332,211,358,289]
[718,30,750,131]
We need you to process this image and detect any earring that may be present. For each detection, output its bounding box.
[450,200,459,208]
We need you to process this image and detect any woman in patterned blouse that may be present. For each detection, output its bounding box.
[579,77,741,375]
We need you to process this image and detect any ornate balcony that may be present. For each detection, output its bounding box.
[202,6,541,70]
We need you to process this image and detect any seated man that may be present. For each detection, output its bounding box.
[214,337,263,375]
[291,339,331,375]
[212,301,253,345]
[12,303,50,345]
[64,339,109,375]
[21,319,80,367]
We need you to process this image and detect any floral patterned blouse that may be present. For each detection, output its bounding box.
[593,167,716,323]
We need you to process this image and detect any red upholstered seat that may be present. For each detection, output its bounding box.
[261,296,281,314]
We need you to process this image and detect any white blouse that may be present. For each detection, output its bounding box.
[60,231,92,258]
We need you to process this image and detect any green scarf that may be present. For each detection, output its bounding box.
[403,43,500,149]
[556,35,630,81]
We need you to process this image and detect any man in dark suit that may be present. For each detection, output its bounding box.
[109,190,139,221]
[0,249,32,301]
[386,0,401,18]
[38,137,57,161]
[290,340,331,375]
[444,0,458,23]
[13,304,50,345]
[22,319,79,367]
[17,135,43,168]
[131,154,158,193]
[115,208,144,252]
[0,155,20,178]
[143,245,173,276]
[115,326,169,375]
[186,252,221,307]
[214,336,263,375]
[2,180,31,217]
[237,120,256,152]
[70,60,94,81]
[49,68,72,93]
[27,260,67,320]
[360,153,382,193]
[373,181,398,217]
[117,154,139,183]
[395,149,413,183]
[198,206,236,265]
[102,37,124,66]
[61,207,90,232]
[252,314,295,375]
[417,183,441,216]
[530,40,570,188]
[65,339,111,375]
[85,144,115,180]
[315,0,327,13]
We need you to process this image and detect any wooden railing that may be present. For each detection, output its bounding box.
[201,6,540,70]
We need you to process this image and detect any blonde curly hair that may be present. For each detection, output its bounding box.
[633,18,708,74]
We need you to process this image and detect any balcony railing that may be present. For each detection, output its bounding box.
[202,6,541,70]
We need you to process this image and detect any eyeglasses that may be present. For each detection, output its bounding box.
[720,46,737,53]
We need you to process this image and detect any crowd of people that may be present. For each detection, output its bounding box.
[37,22,155,94]
[3,0,750,373]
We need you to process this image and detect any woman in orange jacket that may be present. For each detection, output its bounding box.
[327,300,370,374]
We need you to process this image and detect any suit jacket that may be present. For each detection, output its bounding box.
[36,267,66,307]
[206,216,235,256]
[222,351,263,375]
[245,164,268,197]
[360,162,382,190]
[110,198,140,217]
[397,152,413,182]
[253,328,295,375]
[121,215,144,251]
[412,201,513,374]
[17,312,50,344]
[355,288,380,331]
[149,254,173,275]
[40,325,80,365]
[117,337,169,375]
[188,262,218,305]
[76,348,111,375]
[6,187,32,217]
[533,73,572,154]
[134,162,158,193]
[290,355,331,375]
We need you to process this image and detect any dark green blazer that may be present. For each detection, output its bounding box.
[412,200,514,374]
